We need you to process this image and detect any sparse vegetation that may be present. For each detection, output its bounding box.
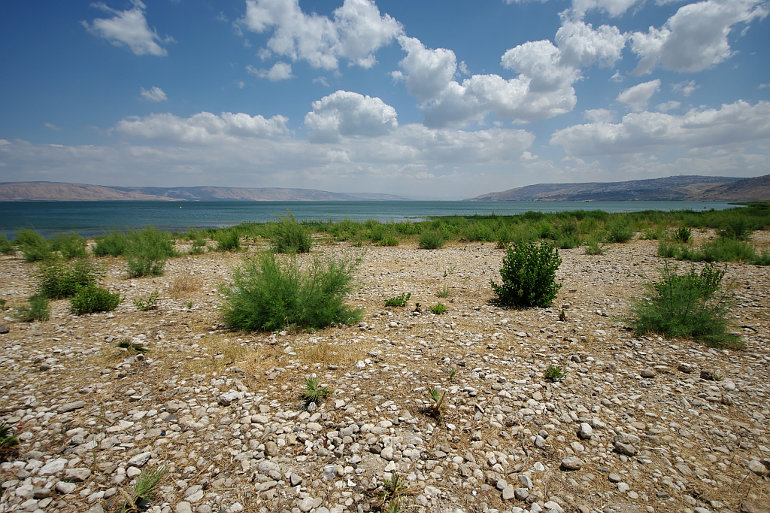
[70,285,121,315]
[133,291,159,311]
[215,228,241,252]
[220,252,361,332]
[15,229,52,262]
[15,295,50,322]
[385,292,411,307]
[418,230,445,249]
[302,376,331,407]
[545,364,566,382]
[491,240,562,308]
[380,472,408,512]
[51,232,87,259]
[116,464,167,512]
[428,302,447,314]
[437,284,450,298]
[115,338,149,354]
[0,422,20,462]
[93,231,129,257]
[271,212,312,254]
[125,228,176,277]
[36,258,102,299]
[425,368,455,421]
[0,234,14,255]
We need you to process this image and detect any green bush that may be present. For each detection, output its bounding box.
[0,234,16,255]
[584,237,604,256]
[215,229,241,252]
[15,229,53,262]
[385,292,411,307]
[134,290,159,311]
[0,421,20,461]
[718,217,752,241]
[429,302,447,314]
[70,285,121,315]
[93,231,129,257]
[418,230,445,249]
[125,228,176,277]
[544,364,566,382]
[271,213,312,254]
[15,295,50,322]
[220,253,362,332]
[627,263,741,348]
[491,240,562,308]
[36,258,102,298]
[51,232,87,259]
[673,226,691,243]
[605,220,634,243]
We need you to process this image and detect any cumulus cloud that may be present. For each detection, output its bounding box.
[115,112,289,143]
[140,86,167,102]
[241,0,402,70]
[570,0,641,17]
[83,0,170,56]
[247,62,293,81]
[631,0,768,74]
[304,90,397,142]
[673,80,698,96]
[411,20,625,127]
[551,100,770,156]
[617,79,661,111]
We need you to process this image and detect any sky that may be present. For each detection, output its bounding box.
[0,0,769,199]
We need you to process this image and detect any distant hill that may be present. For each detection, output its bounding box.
[0,182,406,202]
[467,175,769,202]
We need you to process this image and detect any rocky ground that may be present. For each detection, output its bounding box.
[1,233,769,513]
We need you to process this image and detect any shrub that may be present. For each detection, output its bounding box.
[134,291,159,311]
[15,229,52,262]
[70,285,121,315]
[657,241,680,259]
[0,234,16,255]
[673,226,691,243]
[51,232,87,259]
[379,235,399,247]
[36,258,102,298]
[125,228,176,277]
[544,364,566,382]
[220,252,361,332]
[271,212,312,254]
[429,302,447,314]
[302,376,331,406]
[491,241,562,308]
[418,230,445,249]
[93,231,129,257]
[215,229,241,251]
[15,295,50,322]
[605,220,634,243]
[627,263,741,348]
[718,217,751,240]
[584,237,604,256]
[385,292,411,307]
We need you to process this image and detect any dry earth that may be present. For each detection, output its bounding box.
[1,234,769,513]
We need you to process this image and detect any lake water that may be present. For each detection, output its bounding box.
[0,200,739,238]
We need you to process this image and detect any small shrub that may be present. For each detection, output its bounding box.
[385,292,411,307]
[116,464,167,512]
[544,364,566,382]
[125,228,176,277]
[15,295,50,322]
[115,338,148,354]
[425,369,455,421]
[379,235,399,247]
[220,252,361,332]
[133,291,159,311]
[189,236,207,255]
[36,258,102,298]
[627,263,741,348]
[418,230,445,249]
[380,472,407,511]
[584,238,604,256]
[491,241,562,308]
[605,220,634,243]
[93,231,128,257]
[673,226,691,243]
[271,212,312,254]
[0,422,20,462]
[70,285,121,315]
[429,302,447,314]
[15,229,52,262]
[302,376,331,406]
[657,241,680,259]
[718,217,751,241]
[557,234,581,249]
[437,284,450,298]
[215,229,241,252]
[51,232,87,259]
[0,234,16,255]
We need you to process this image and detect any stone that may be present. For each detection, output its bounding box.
[57,401,86,413]
[39,458,67,476]
[577,423,593,440]
[0,325,9,334]
[127,452,152,467]
[64,468,92,482]
[55,482,77,494]
[741,500,770,513]
[176,502,193,513]
[748,459,769,476]
[560,457,584,470]
[640,368,656,378]
[501,485,515,500]
[613,440,637,457]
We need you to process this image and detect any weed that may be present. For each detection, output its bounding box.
[215,229,241,252]
[271,212,312,254]
[220,252,362,332]
[51,232,87,259]
[125,228,176,277]
[491,241,562,308]
[133,291,159,311]
[605,219,634,243]
[437,284,450,298]
[70,285,121,315]
[544,364,566,382]
[385,292,411,307]
[15,295,50,322]
[380,472,408,509]
[418,230,445,249]
[115,338,149,354]
[36,258,102,298]
[379,235,399,247]
[584,237,604,256]
[627,262,742,348]
[302,376,331,406]
[189,236,207,255]
[186,301,194,309]
[0,422,20,462]
[426,368,455,421]
[116,464,167,512]
[0,234,14,255]
[168,275,202,297]
[15,229,53,262]
[673,226,691,243]
[93,231,129,257]
[429,302,447,315]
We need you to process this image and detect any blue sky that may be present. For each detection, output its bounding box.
[0,0,768,199]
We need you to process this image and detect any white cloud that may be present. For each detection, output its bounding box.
[584,108,614,123]
[617,79,661,111]
[241,0,402,70]
[673,80,698,96]
[631,0,768,74]
[393,36,457,101]
[555,20,626,67]
[551,100,770,156]
[44,123,61,131]
[304,90,397,142]
[115,111,289,143]
[140,86,167,102]
[83,0,170,56]
[656,100,681,112]
[570,0,641,17]
[248,62,293,81]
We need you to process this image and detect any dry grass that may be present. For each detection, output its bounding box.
[296,338,373,368]
[181,335,282,379]
[168,274,203,298]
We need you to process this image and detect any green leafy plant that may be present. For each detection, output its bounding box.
[0,422,20,462]
[418,230,445,249]
[133,291,159,311]
[189,236,207,255]
[426,369,455,421]
[380,472,408,511]
[51,232,87,259]
[93,231,129,257]
[673,226,691,243]
[125,228,176,277]
[36,258,102,298]
[544,364,566,382]
[491,240,562,308]
[70,285,121,315]
[627,263,741,348]
[220,252,362,332]
[215,229,241,252]
[15,295,50,322]
[385,292,411,307]
[0,234,15,255]
[15,229,53,262]
[116,464,167,512]
[379,235,399,247]
[271,212,312,254]
[605,219,634,243]
[584,237,604,256]
[428,302,447,315]
[302,376,331,406]
[437,284,450,298]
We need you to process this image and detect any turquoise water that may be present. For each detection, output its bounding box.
[0,200,738,238]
